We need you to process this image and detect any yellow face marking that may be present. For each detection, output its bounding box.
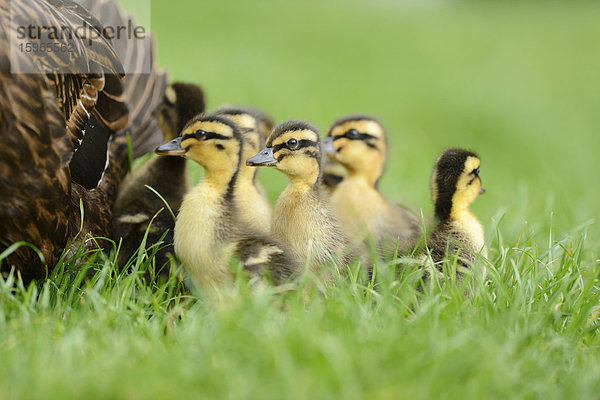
[181,120,234,140]
[464,156,480,175]
[451,156,482,214]
[328,120,386,184]
[330,119,385,142]
[179,120,238,175]
[270,129,320,186]
[219,113,262,156]
[165,85,177,104]
[221,113,257,131]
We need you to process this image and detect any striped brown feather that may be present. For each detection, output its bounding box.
[0,55,71,280]
[0,0,160,281]
[78,0,167,158]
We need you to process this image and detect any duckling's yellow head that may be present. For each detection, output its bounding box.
[155,115,242,174]
[153,82,205,140]
[247,120,321,186]
[431,148,484,221]
[213,106,271,160]
[322,115,387,186]
[215,105,274,139]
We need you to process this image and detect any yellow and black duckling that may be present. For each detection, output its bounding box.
[213,106,274,236]
[155,115,297,295]
[0,0,163,281]
[112,83,205,274]
[426,148,486,274]
[247,120,352,275]
[322,115,421,258]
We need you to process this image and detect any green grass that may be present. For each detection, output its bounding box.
[2,0,600,398]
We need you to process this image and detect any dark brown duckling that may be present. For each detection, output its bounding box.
[112,83,205,276]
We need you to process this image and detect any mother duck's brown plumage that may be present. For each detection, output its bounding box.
[0,0,165,281]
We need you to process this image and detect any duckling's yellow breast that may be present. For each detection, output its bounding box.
[331,178,394,234]
[235,179,272,236]
[450,209,486,256]
[330,178,383,239]
[174,183,235,288]
[273,184,344,267]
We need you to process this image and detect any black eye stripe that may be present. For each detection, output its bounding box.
[303,150,319,159]
[182,132,232,141]
[332,131,378,142]
[365,141,378,150]
[273,139,318,152]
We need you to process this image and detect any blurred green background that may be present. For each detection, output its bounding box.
[124,0,600,243]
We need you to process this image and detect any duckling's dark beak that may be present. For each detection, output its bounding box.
[155,137,186,156]
[247,147,277,166]
[480,187,486,194]
[322,136,336,156]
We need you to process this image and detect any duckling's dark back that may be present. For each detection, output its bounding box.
[112,83,206,278]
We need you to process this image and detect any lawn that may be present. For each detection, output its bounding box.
[1,0,600,398]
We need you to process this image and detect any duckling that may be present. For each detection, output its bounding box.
[112,83,205,274]
[155,115,297,295]
[426,148,487,273]
[213,106,273,236]
[247,120,352,275]
[0,0,164,281]
[322,115,421,259]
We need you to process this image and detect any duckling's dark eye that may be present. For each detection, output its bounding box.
[472,167,480,176]
[286,138,299,149]
[347,129,360,139]
[195,129,207,137]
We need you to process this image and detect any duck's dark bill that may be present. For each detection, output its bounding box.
[156,137,186,156]
[247,147,277,166]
